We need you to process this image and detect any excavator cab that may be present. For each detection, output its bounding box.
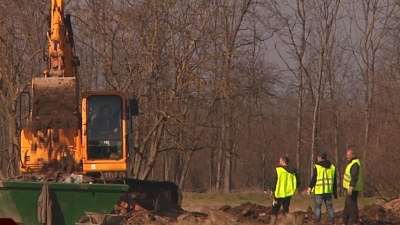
[86,96,123,160]
[81,92,136,173]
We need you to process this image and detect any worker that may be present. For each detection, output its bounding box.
[91,104,120,137]
[342,149,363,225]
[307,151,337,224]
[269,156,299,225]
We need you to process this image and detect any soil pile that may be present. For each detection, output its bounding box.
[219,202,271,223]
[217,198,400,224]
[357,203,400,224]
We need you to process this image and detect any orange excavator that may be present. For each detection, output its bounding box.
[18,0,180,208]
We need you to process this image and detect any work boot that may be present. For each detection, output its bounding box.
[270,215,277,225]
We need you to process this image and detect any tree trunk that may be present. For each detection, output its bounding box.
[133,117,142,179]
[179,150,193,189]
[296,0,306,183]
[209,145,215,190]
[140,117,166,180]
[216,146,222,190]
[163,151,169,181]
[7,104,19,178]
[223,149,231,193]
[174,151,182,185]
[310,97,319,179]
[333,110,341,195]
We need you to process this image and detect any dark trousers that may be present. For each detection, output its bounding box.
[270,197,291,215]
[342,190,359,224]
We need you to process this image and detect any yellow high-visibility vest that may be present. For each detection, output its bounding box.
[275,167,297,198]
[313,164,335,194]
[343,159,363,191]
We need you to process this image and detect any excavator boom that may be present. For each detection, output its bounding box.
[19,0,81,173]
[47,0,79,77]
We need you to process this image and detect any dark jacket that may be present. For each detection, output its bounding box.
[308,160,337,197]
[92,115,119,133]
[348,157,360,188]
[271,165,300,192]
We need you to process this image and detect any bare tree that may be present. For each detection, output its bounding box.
[305,0,341,178]
[347,0,396,176]
[0,0,44,178]
[271,0,311,182]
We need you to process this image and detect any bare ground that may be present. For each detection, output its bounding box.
[181,198,400,225]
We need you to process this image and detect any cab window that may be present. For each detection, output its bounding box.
[87,95,122,160]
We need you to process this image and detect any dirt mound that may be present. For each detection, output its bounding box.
[358,204,400,224]
[292,204,400,224]
[215,200,400,225]
[219,202,271,223]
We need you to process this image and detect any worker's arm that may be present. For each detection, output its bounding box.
[308,166,317,189]
[295,170,300,189]
[333,167,338,198]
[349,163,359,187]
[112,118,120,132]
[270,169,278,192]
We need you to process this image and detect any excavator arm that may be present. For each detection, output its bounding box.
[20,0,81,172]
[45,0,80,77]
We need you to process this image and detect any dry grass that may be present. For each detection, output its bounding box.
[134,192,381,225]
[173,221,256,225]
[179,191,382,225]
[182,191,381,212]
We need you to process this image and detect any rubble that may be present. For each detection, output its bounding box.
[9,172,400,225]
[219,202,271,223]
[9,171,93,183]
[204,198,400,225]
[358,204,400,224]
[54,191,400,224]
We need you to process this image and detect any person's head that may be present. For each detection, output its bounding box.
[346,149,356,161]
[99,105,112,117]
[317,151,327,162]
[279,156,289,166]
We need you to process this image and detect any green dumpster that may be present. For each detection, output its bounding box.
[0,181,129,225]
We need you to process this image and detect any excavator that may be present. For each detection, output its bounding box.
[1,1,182,224]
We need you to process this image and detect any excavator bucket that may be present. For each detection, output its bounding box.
[30,77,80,134]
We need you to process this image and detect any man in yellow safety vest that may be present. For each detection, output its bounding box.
[269,156,299,225]
[307,151,337,224]
[342,149,363,225]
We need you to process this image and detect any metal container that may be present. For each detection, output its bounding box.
[0,181,128,225]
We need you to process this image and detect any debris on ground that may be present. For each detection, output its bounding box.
[8,174,400,225]
[219,202,271,223]
[39,187,400,224]
[358,204,400,224]
[214,198,400,225]
[65,197,400,224]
